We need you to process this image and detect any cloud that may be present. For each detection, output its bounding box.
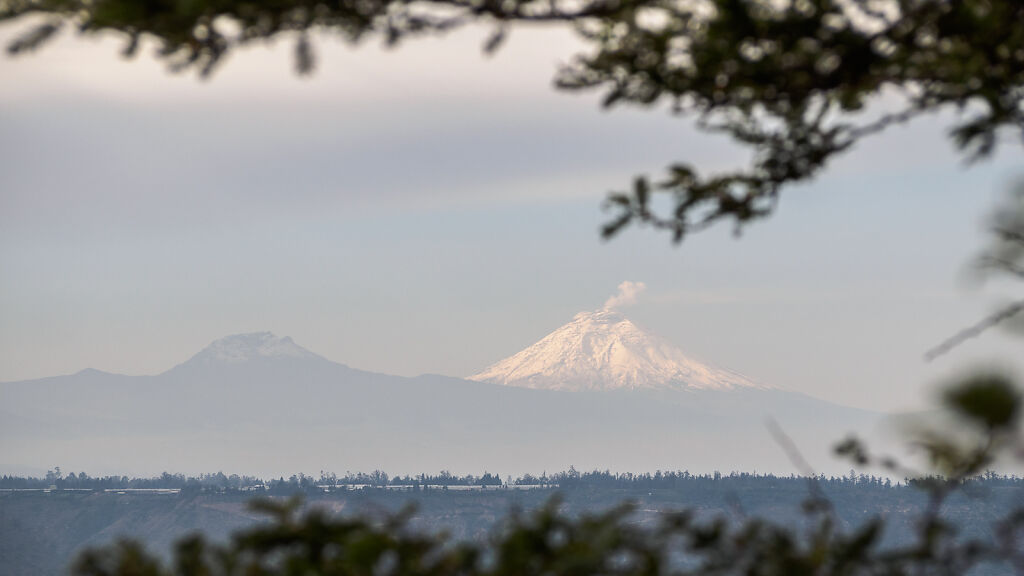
[604,281,647,310]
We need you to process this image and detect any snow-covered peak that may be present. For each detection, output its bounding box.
[184,332,319,366]
[469,309,769,392]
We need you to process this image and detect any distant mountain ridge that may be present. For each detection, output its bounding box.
[164,332,332,376]
[0,331,880,478]
[470,308,767,392]
[184,332,321,365]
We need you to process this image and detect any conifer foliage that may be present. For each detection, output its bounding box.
[3,0,1023,241]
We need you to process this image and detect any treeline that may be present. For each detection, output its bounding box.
[545,467,1024,490]
[0,468,264,491]
[3,467,1022,493]
[0,469,506,492]
[317,470,504,487]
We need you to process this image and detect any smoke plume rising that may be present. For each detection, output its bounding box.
[604,281,646,310]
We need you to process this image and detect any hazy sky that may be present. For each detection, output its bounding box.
[1,23,1021,412]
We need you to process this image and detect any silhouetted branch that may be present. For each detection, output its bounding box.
[924,299,1024,361]
[3,0,1023,242]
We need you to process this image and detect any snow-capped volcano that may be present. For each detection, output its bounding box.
[469,308,768,392]
[178,332,320,368]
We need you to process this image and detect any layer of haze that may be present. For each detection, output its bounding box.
[1,23,1021,413]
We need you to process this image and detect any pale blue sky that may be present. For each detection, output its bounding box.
[1,24,1021,412]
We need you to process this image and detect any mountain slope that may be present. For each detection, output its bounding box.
[176,332,320,367]
[470,309,765,392]
[0,333,880,477]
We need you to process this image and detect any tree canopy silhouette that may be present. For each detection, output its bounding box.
[3,0,1023,241]
[3,5,1023,572]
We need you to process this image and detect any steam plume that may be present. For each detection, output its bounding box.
[603,281,647,310]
